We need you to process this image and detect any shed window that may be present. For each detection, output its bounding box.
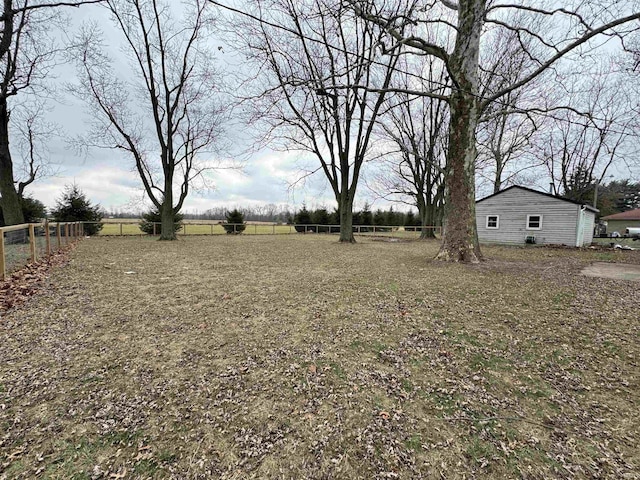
[527,214,543,230]
[486,215,499,229]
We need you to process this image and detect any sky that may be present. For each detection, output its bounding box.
[12,1,640,216]
[19,1,345,215]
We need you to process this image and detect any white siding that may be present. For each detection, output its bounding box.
[476,188,580,245]
[581,210,596,246]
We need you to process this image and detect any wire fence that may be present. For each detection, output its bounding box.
[0,222,83,280]
[91,221,442,238]
[0,220,440,280]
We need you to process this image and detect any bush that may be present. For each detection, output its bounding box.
[312,207,330,232]
[139,207,183,235]
[50,185,103,236]
[294,205,313,232]
[223,209,246,234]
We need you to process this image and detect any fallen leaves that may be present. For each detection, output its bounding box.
[0,236,639,479]
[0,247,74,314]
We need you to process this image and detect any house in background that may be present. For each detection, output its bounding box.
[601,208,640,235]
[475,186,598,246]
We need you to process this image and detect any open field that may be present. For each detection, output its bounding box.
[1,236,639,479]
[96,219,431,237]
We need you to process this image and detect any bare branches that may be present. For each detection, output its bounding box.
[71,0,229,239]
[480,11,640,111]
[226,0,404,240]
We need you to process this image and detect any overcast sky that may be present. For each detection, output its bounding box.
[18,1,351,214]
[13,1,640,215]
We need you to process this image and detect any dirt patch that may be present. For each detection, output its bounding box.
[1,236,638,479]
[582,262,640,281]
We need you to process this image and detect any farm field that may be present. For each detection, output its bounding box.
[96,219,429,237]
[1,236,639,479]
[98,222,295,236]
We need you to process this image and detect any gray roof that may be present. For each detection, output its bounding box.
[476,185,599,213]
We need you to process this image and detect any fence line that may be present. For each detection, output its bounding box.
[89,221,443,237]
[0,221,83,281]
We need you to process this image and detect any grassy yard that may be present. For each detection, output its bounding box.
[1,236,638,479]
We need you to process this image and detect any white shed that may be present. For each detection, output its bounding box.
[475,186,598,246]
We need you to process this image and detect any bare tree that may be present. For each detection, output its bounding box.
[371,57,448,238]
[71,0,228,240]
[0,0,101,225]
[223,0,403,242]
[13,100,57,195]
[536,72,638,203]
[476,18,548,195]
[348,0,640,262]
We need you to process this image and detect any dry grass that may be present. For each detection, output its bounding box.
[0,236,638,479]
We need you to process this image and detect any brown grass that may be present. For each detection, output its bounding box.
[1,235,638,479]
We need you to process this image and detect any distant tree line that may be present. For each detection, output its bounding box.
[291,204,429,229]
[563,175,640,217]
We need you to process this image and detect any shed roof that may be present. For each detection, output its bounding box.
[601,207,640,221]
[476,185,599,213]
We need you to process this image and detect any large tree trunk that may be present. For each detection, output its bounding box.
[0,98,24,226]
[416,196,435,239]
[436,0,484,263]
[160,183,176,240]
[338,191,355,243]
[420,203,436,239]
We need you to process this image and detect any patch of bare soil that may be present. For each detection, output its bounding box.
[1,236,638,479]
[581,262,640,281]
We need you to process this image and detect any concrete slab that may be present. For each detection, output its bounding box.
[581,262,640,281]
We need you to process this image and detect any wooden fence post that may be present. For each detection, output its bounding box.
[0,228,5,281]
[65,223,70,242]
[57,223,61,249]
[45,221,51,255]
[120,223,123,236]
[29,224,36,263]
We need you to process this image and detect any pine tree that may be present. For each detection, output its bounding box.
[223,209,246,234]
[294,205,313,232]
[360,203,373,226]
[139,207,183,235]
[50,185,103,236]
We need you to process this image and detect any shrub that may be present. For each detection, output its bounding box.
[139,207,183,235]
[50,185,103,236]
[312,207,330,232]
[294,205,313,232]
[223,209,246,234]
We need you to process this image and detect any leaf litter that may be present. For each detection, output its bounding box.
[0,235,638,479]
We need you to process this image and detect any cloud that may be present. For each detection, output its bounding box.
[28,164,143,211]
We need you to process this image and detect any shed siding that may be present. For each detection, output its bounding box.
[476,188,579,245]
[582,211,595,245]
